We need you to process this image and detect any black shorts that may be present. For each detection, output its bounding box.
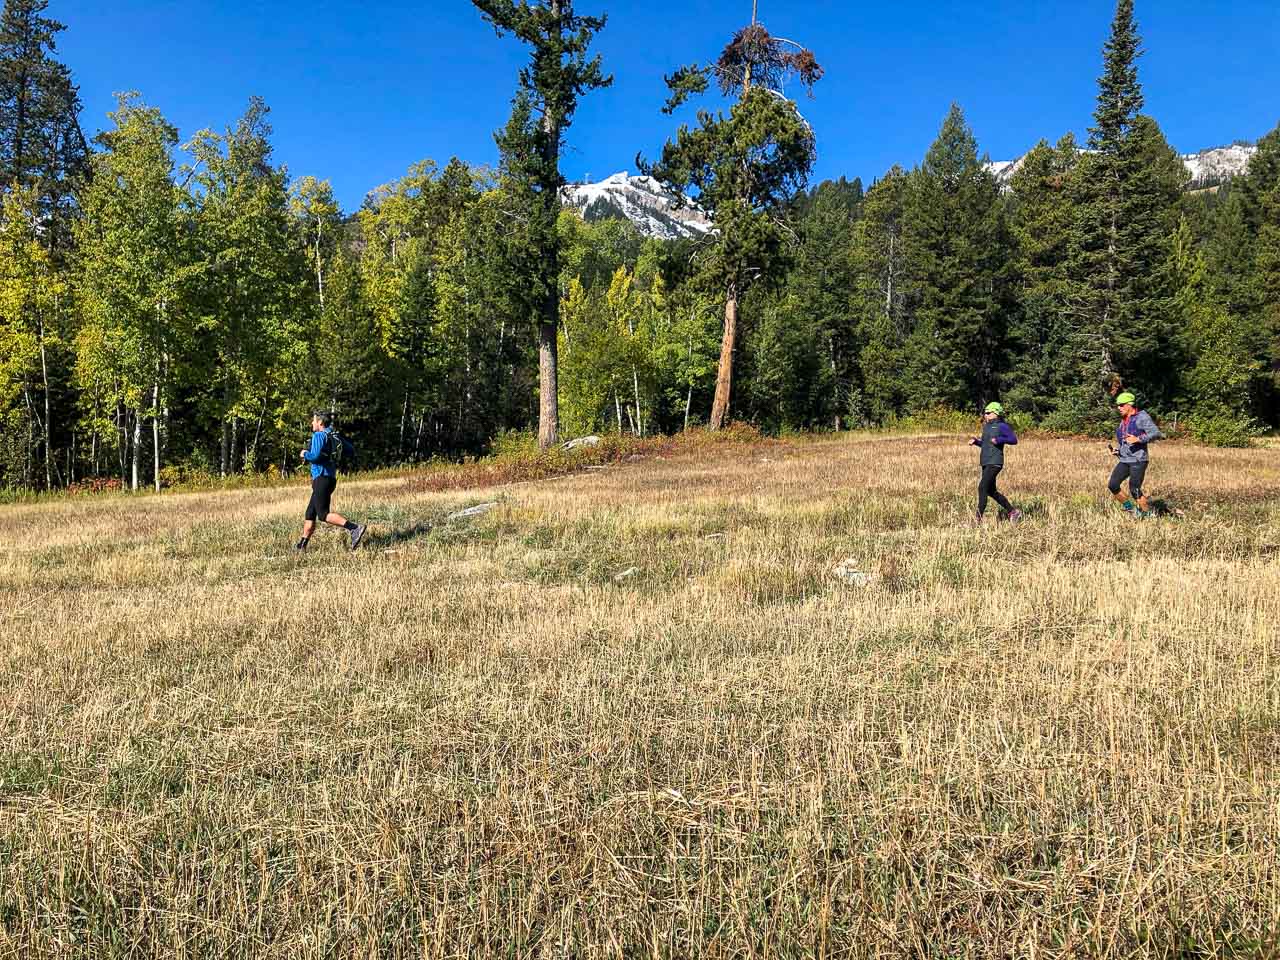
[306,475,337,521]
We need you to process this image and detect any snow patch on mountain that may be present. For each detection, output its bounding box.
[561,172,713,240]
[1182,143,1257,186]
[984,142,1257,189]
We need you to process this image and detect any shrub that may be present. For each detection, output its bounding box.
[1186,410,1262,448]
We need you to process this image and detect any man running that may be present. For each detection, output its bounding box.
[1108,391,1161,517]
[295,411,367,552]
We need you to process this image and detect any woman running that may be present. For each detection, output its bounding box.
[969,402,1022,523]
[1109,391,1161,517]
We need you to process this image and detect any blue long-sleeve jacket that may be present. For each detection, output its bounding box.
[1116,410,1161,463]
[302,429,335,479]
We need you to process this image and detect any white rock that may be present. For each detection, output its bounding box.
[614,567,639,581]
[449,502,498,520]
[564,435,601,450]
[832,558,875,587]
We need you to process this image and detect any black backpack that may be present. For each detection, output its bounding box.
[325,430,355,472]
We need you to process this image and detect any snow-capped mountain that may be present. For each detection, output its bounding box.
[985,142,1257,189]
[1182,143,1257,187]
[560,172,713,240]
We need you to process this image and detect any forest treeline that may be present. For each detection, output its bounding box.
[1,0,1278,492]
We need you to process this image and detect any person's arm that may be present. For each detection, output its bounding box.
[994,422,1018,446]
[1136,411,1162,442]
[302,431,325,463]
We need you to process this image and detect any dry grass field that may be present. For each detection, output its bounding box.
[1,430,1278,958]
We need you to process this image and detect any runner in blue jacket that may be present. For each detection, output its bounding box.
[968,402,1022,523]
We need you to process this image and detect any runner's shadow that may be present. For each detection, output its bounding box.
[364,521,436,549]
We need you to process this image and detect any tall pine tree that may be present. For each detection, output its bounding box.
[642,14,821,429]
[472,0,611,448]
[1069,0,1185,409]
[901,104,1011,410]
[0,0,88,251]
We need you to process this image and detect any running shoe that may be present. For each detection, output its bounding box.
[349,524,368,551]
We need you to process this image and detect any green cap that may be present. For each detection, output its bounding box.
[984,402,1003,414]
[1115,392,1136,406]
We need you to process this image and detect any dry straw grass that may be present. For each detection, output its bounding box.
[1,431,1278,958]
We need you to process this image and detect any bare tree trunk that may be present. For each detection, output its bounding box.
[152,377,162,492]
[399,391,410,457]
[537,319,559,448]
[220,420,229,478]
[534,0,564,450]
[684,382,693,431]
[632,365,643,436]
[37,315,52,488]
[315,221,325,312]
[709,287,738,430]
[117,403,127,486]
[131,408,141,491]
[614,389,623,434]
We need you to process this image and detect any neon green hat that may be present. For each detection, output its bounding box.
[1115,392,1136,406]
[984,402,1003,414]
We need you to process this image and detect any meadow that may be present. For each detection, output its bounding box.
[1,430,1277,958]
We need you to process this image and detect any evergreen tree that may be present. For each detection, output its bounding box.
[0,0,88,250]
[1069,0,1186,408]
[472,0,611,449]
[1225,123,1280,422]
[1007,134,1080,416]
[901,104,1011,410]
[853,167,910,422]
[1171,216,1263,443]
[642,13,821,429]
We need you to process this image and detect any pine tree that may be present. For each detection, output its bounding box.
[901,104,1011,410]
[853,167,910,422]
[1069,0,1185,408]
[1007,134,1080,416]
[642,9,822,429]
[1229,123,1280,421]
[0,0,88,251]
[1171,216,1263,443]
[472,0,611,448]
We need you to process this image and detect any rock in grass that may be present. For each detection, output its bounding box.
[449,502,498,520]
[614,567,639,581]
[832,558,875,587]
[564,435,601,450]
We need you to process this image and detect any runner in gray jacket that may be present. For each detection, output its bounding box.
[1108,391,1162,516]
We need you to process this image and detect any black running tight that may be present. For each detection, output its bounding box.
[978,465,1012,516]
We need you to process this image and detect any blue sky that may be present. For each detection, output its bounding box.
[60,0,1280,213]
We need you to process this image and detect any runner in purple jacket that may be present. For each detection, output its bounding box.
[968,402,1022,523]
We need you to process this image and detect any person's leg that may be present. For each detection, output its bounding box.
[297,479,323,549]
[318,478,367,549]
[977,466,996,517]
[1108,462,1133,507]
[1129,461,1150,512]
[988,467,1013,514]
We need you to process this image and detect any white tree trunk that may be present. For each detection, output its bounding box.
[152,377,161,492]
